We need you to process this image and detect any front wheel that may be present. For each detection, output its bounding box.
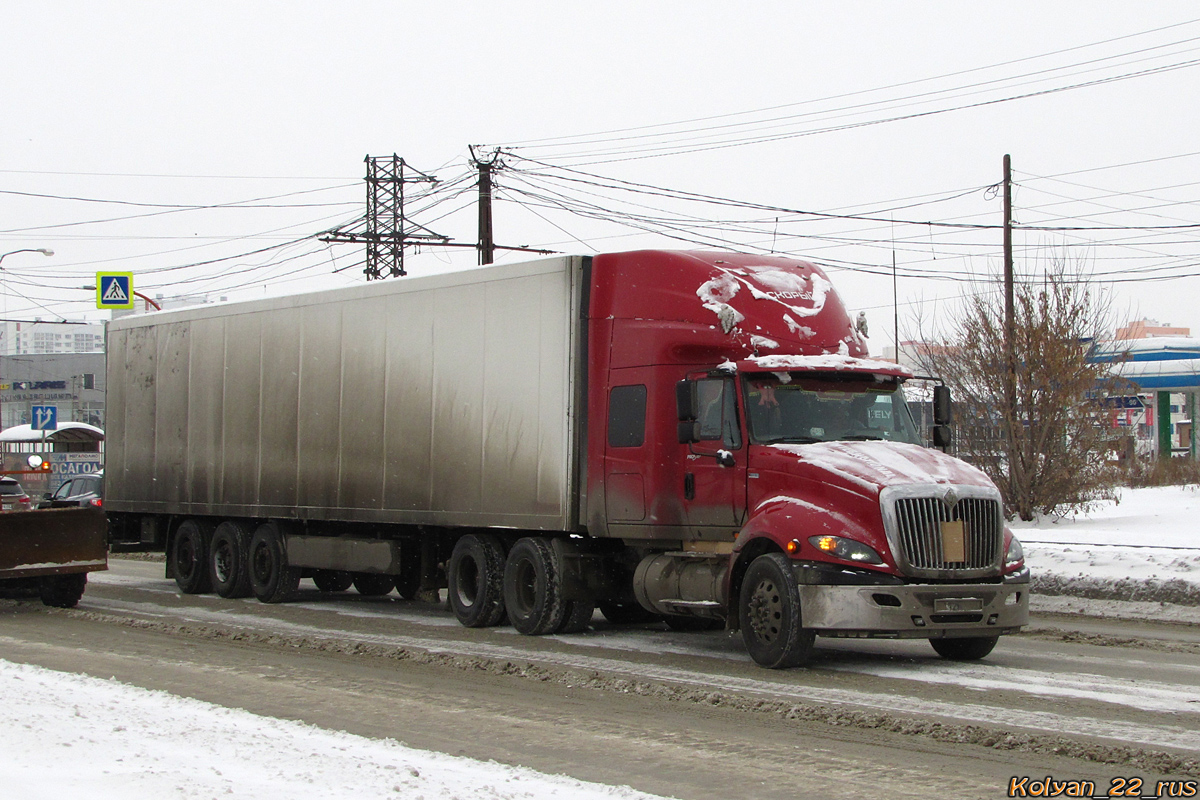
[929,636,998,661]
[738,553,814,669]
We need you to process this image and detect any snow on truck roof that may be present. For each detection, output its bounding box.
[739,354,913,378]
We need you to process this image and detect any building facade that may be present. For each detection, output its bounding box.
[0,320,105,356]
[0,352,106,431]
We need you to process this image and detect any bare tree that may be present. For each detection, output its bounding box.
[915,256,1124,520]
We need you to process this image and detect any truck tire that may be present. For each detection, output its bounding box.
[557,600,595,634]
[248,523,301,603]
[448,534,507,627]
[352,573,395,597]
[209,521,253,599]
[312,570,354,593]
[502,536,566,635]
[930,636,999,661]
[39,573,87,608]
[739,553,814,669]
[394,557,421,601]
[173,519,215,594]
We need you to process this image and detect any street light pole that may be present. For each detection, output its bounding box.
[0,248,54,268]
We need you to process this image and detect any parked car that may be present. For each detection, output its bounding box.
[0,476,33,512]
[38,472,103,509]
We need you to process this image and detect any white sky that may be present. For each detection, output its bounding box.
[4,2,1200,353]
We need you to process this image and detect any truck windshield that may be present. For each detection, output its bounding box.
[742,373,924,446]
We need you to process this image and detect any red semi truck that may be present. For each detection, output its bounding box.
[105,250,1029,668]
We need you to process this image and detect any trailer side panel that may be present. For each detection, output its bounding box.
[106,257,585,531]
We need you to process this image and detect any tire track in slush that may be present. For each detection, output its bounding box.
[80,595,1200,754]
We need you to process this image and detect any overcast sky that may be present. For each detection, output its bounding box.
[3,2,1200,353]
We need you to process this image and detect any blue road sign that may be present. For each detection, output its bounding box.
[32,405,57,431]
[97,272,134,309]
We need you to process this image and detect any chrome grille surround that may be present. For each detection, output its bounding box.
[879,484,1005,580]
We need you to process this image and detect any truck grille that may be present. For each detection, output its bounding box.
[892,495,1003,572]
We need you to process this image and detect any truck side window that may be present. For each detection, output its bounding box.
[608,384,647,447]
[695,378,741,449]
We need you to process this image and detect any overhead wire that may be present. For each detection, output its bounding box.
[500,18,1200,150]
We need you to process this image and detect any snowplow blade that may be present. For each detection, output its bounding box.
[0,507,108,579]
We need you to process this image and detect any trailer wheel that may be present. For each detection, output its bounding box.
[39,573,87,608]
[598,601,660,625]
[352,573,395,597]
[248,523,301,603]
[448,534,507,627]
[394,557,421,601]
[312,570,354,593]
[209,521,253,599]
[929,636,998,661]
[503,537,566,635]
[173,519,215,594]
[739,553,814,669]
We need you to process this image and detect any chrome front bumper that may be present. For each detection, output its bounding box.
[794,568,1029,639]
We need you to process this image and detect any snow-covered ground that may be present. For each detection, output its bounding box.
[0,658,668,800]
[1014,484,1200,620]
[3,485,1198,798]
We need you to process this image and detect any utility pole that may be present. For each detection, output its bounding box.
[323,150,557,278]
[1003,154,1015,392]
[471,147,498,265]
[1002,153,1023,506]
[321,155,449,280]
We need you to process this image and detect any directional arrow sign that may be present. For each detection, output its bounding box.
[97,272,134,309]
[31,405,57,431]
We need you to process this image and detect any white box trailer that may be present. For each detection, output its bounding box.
[106,256,588,533]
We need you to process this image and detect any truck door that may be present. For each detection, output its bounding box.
[681,376,746,532]
[604,382,652,524]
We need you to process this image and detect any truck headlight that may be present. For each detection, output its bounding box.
[1004,535,1025,570]
[809,535,884,565]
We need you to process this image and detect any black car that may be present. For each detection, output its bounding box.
[39,472,103,509]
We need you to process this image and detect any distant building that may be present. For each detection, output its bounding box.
[881,341,952,374]
[1115,318,1191,340]
[0,352,106,430]
[0,320,105,356]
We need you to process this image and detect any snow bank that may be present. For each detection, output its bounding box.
[0,659,670,800]
[1014,484,1200,606]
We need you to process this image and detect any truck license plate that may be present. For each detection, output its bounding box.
[934,597,983,613]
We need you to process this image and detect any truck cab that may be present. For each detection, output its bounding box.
[586,251,1029,667]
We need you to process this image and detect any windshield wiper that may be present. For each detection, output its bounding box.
[841,434,884,441]
[764,436,823,444]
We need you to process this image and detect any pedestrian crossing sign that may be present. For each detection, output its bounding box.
[97,272,134,309]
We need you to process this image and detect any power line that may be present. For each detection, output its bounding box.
[501,18,1200,151]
